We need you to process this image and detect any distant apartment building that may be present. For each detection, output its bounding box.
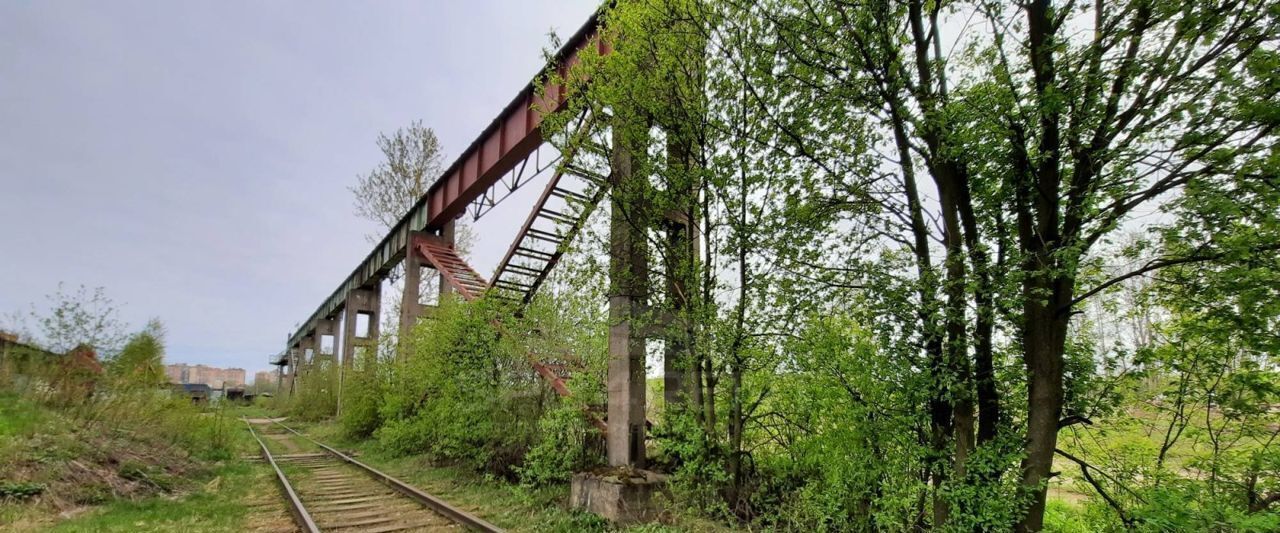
[165,363,246,389]
[253,369,279,392]
[163,364,183,384]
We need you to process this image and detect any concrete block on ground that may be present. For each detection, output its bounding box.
[570,468,668,524]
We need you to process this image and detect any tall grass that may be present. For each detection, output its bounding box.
[0,348,240,461]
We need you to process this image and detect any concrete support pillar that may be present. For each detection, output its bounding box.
[662,218,692,409]
[299,333,319,395]
[301,332,318,363]
[315,317,338,358]
[286,345,300,395]
[337,287,379,419]
[438,221,456,298]
[398,225,456,355]
[607,125,650,468]
[400,232,430,339]
[341,286,381,368]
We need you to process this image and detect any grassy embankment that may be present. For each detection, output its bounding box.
[1,389,709,533]
[0,393,288,532]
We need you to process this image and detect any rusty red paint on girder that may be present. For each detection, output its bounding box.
[411,234,487,301]
[289,11,607,351]
[532,362,570,396]
[421,12,606,231]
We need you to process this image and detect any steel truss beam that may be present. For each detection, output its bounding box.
[287,12,604,350]
[465,110,594,222]
[467,143,559,221]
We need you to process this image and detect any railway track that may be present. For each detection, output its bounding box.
[244,419,503,533]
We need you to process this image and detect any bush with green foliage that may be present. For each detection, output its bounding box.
[744,315,936,530]
[2,328,238,462]
[517,405,604,485]
[312,287,608,483]
[338,344,388,438]
[375,296,548,477]
[107,320,167,389]
[287,355,340,421]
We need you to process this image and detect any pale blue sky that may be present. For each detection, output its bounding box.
[0,1,600,376]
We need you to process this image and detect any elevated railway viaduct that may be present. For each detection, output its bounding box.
[272,9,693,521]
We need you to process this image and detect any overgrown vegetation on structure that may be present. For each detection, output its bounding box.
[285,286,610,485]
[305,1,1278,531]
[276,0,1280,530]
[528,1,1280,530]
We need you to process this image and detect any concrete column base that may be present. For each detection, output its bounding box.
[570,469,668,524]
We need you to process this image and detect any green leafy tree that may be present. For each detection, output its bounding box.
[109,319,167,388]
[29,283,126,357]
[542,0,1278,529]
[670,0,1278,528]
[350,120,447,239]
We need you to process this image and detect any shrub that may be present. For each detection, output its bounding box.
[338,346,387,438]
[0,481,45,501]
[518,405,604,485]
[107,323,166,389]
[376,296,548,477]
[287,356,340,421]
[1043,499,1093,533]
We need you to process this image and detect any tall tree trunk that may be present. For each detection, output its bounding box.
[905,0,978,509]
[934,175,974,481]
[1016,274,1071,532]
[886,96,950,527]
[700,183,717,435]
[727,160,751,512]
[955,181,1000,444]
[1016,1,1068,528]
[703,356,717,434]
[973,284,1000,443]
[728,357,744,509]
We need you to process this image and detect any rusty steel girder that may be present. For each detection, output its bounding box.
[286,12,604,351]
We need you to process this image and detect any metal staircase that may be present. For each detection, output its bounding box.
[413,236,489,300]
[489,120,611,307]
[409,112,611,432]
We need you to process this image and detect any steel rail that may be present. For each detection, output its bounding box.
[269,419,505,533]
[241,419,322,533]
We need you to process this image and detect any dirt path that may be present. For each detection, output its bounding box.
[247,418,304,455]
[265,433,302,454]
[244,417,289,425]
